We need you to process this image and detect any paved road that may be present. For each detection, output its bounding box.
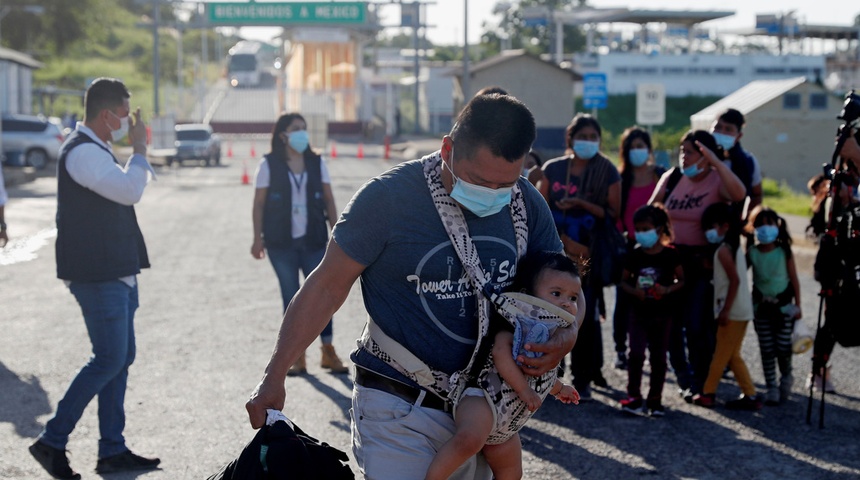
[1,141,859,479]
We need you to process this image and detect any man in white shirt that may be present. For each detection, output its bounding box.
[29,78,160,479]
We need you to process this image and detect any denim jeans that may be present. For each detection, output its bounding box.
[267,243,333,342]
[39,280,138,458]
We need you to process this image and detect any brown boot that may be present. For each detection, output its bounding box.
[287,351,306,376]
[320,344,349,373]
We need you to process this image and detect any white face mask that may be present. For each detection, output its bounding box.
[108,111,129,142]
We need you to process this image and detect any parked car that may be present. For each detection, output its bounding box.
[169,124,221,166]
[1,114,65,170]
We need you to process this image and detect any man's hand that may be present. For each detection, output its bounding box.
[246,376,286,429]
[128,107,147,155]
[516,325,577,376]
[251,238,265,259]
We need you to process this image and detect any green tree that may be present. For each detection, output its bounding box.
[479,0,587,58]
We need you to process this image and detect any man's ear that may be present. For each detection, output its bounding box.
[736,131,743,142]
[441,136,453,162]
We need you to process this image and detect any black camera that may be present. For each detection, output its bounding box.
[837,89,860,127]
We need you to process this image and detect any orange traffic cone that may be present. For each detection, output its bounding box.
[227,141,233,158]
[383,135,391,160]
[241,159,250,185]
[357,142,364,159]
[250,141,256,158]
[330,140,337,158]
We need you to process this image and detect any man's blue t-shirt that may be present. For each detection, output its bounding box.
[333,158,563,386]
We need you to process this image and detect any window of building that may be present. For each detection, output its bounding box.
[783,93,801,109]
[810,93,828,110]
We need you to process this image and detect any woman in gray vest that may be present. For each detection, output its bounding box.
[251,112,346,374]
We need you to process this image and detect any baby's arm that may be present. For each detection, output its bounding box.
[549,379,580,405]
[493,331,542,412]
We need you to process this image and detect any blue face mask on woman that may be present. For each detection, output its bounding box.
[573,140,599,160]
[635,229,659,249]
[287,130,309,153]
[448,150,512,217]
[681,156,704,178]
[628,148,649,167]
[755,225,779,244]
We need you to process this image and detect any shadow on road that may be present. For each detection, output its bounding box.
[0,361,51,438]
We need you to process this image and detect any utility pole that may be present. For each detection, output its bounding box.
[412,3,420,133]
[153,0,161,116]
[462,0,470,103]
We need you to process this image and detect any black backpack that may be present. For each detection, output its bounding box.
[208,419,354,480]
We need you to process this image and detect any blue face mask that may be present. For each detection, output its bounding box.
[712,132,736,151]
[448,150,513,217]
[628,148,649,167]
[635,229,659,249]
[705,228,725,244]
[681,157,704,178]
[755,225,779,244]
[287,130,309,153]
[573,140,599,160]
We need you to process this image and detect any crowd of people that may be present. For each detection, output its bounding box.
[18,77,860,479]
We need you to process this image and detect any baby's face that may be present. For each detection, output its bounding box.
[533,269,582,316]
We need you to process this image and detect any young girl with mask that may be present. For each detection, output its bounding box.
[613,126,662,370]
[618,204,684,416]
[746,205,802,405]
[537,113,621,399]
[692,202,761,410]
[250,112,348,375]
[648,130,746,402]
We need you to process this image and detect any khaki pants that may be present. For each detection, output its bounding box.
[703,320,756,397]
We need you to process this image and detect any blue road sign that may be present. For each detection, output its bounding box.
[583,72,607,110]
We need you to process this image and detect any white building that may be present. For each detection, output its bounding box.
[0,47,42,115]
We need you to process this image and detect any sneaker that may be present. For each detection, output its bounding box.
[725,394,763,411]
[780,374,794,402]
[692,393,716,408]
[28,440,81,480]
[95,450,160,474]
[764,387,780,406]
[806,372,836,394]
[647,399,666,417]
[620,397,647,416]
[678,388,694,404]
[614,352,628,370]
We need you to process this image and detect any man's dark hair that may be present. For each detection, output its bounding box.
[450,93,535,163]
[682,129,723,158]
[84,78,130,120]
[565,113,602,150]
[474,85,509,97]
[718,108,745,132]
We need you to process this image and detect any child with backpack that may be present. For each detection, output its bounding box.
[693,203,761,410]
[746,205,802,405]
[618,204,684,417]
[425,251,581,480]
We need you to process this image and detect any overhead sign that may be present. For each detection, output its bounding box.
[636,83,666,125]
[400,2,419,28]
[208,2,367,26]
[583,72,607,110]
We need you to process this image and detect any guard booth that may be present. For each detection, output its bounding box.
[207,2,379,138]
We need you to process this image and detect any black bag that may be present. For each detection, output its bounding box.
[589,216,627,286]
[208,418,354,480]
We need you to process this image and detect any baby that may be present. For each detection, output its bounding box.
[425,251,581,480]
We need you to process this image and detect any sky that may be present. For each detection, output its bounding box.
[239,1,857,47]
[418,0,857,46]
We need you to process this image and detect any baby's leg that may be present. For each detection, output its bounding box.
[425,395,494,480]
[482,433,523,480]
[494,331,542,411]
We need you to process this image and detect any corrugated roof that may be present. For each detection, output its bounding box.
[690,76,808,123]
[460,50,581,80]
[0,47,42,69]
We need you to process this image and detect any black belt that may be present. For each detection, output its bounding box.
[354,366,453,413]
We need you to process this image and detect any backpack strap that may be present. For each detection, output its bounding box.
[663,167,683,199]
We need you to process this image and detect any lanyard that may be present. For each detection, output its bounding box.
[287,169,306,192]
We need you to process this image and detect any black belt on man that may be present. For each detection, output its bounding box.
[354,366,453,413]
